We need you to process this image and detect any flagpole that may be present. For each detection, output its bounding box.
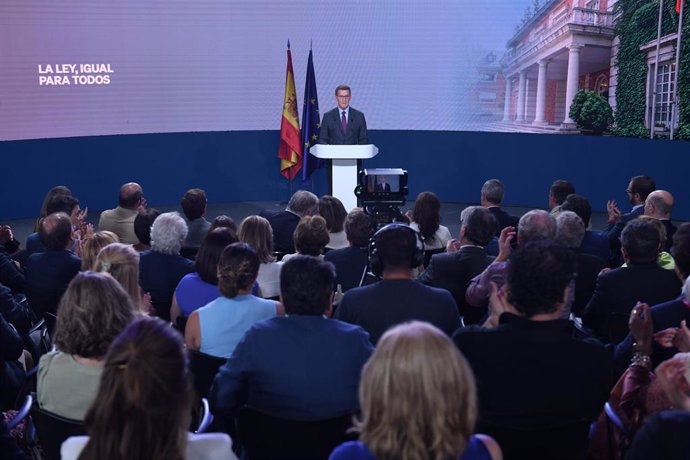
[671,0,684,140]
[650,0,665,139]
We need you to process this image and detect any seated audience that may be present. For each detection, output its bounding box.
[614,223,690,374]
[634,215,675,270]
[37,272,136,420]
[335,223,460,345]
[33,185,72,233]
[319,195,349,250]
[330,321,502,460]
[210,215,238,234]
[644,190,676,252]
[139,212,194,321]
[407,191,452,251]
[210,256,373,420]
[281,215,330,262]
[0,226,25,294]
[94,243,151,314]
[132,207,160,252]
[98,182,146,245]
[259,190,318,254]
[465,209,556,310]
[185,243,281,358]
[61,317,236,460]
[324,209,372,293]
[238,215,282,298]
[0,306,27,410]
[625,353,690,460]
[454,241,612,460]
[554,211,605,317]
[560,193,610,262]
[171,227,238,324]
[419,205,496,324]
[480,179,519,237]
[26,194,82,257]
[180,188,212,249]
[548,179,575,213]
[583,219,681,343]
[79,231,119,271]
[25,212,81,319]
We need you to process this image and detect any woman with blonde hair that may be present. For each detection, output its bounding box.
[61,316,236,460]
[330,321,501,460]
[80,231,119,271]
[94,243,151,314]
[238,215,282,298]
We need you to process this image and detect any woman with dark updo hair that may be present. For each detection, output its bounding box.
[185,243,284,358]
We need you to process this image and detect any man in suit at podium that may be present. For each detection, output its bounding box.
[318,85,368,194]
[318,85,368,146]
[375,176,391,193]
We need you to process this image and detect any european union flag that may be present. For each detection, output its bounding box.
[300,48,322,183]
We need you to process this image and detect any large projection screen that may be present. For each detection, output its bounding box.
[1,1,528,141]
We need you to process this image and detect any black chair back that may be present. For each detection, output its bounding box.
[31,399,86,460]
[23,318,52,364]
[238,406,356,460]
[188,349,226,399]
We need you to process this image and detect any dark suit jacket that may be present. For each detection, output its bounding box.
[418,246,494,324]
[258,209,301,254]
[25,249,81,317]
[583,262,682,343]
[661,219,677,252]
[210,315,373,419]
[614,295,687,376]
[139,250,194,321]
[317,107,368,145]
[580,230,610,264]
[25,233,46,257]
[604,205,644,266]
[571,252,606,317]
[375,182,391,192]
[335,279,460,345]
[324,245,369,292]
[453,313,612,460]
[488,206,519,237]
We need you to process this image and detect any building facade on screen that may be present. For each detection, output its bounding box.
[500,0,616,131]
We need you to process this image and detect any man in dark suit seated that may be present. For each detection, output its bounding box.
[335,224,460,345]
[604,175,655,266]
[614,223,690,375]
[25,212,81,319]
[210,256,373,420]
[419,206,496,324]
[583,219,682,344]
[324,209,372,293]
[453,241,613,460]
[548,179,575,213]
[259,190,318,255]
[554,211,606,318]
[561,193,610,263]
[644,190,676,252]
[25,194,81,258]
[480,179,519,237]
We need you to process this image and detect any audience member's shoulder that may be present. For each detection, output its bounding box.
[330,441,375,460]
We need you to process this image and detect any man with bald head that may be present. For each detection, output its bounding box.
[98,182,145,245]
[26,212,81,319]
[644,190,676,251]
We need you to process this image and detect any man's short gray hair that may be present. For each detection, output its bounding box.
[481,179,504,205]
[555,211,585,249]
[150,212,188,255]
[460,206,496,247]
[287,190,319,217]
[518,210,557,243]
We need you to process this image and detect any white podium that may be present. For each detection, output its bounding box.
[310,144,379,212]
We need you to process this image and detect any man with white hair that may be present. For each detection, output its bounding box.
[259,190,318,254]
[139,212,194,320]
[644,190,676,252]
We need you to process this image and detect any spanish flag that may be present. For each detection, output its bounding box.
[678,0,683,13]
[278,41,302,180]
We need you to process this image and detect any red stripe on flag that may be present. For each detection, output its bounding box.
[678,0,683,14]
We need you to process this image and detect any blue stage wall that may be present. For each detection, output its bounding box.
[2,130,687,222]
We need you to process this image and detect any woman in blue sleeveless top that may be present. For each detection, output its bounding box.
[330,321,502,460]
